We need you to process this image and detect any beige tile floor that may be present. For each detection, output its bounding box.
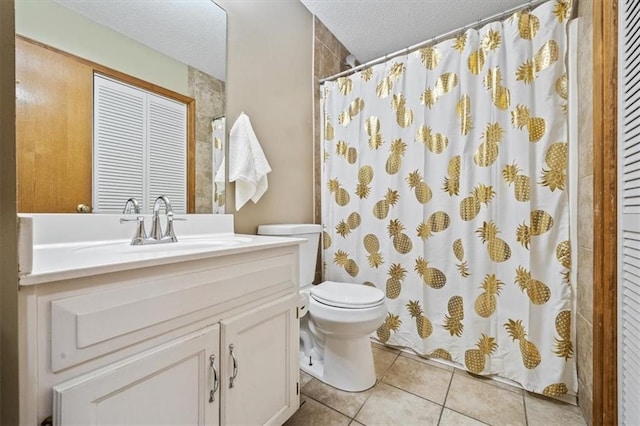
[285,344,586,426]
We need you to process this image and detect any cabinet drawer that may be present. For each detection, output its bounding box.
[50,252,296,372]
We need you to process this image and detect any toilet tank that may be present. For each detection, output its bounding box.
[257,224,322,286]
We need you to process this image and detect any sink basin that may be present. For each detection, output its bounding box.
[73,236,253,256]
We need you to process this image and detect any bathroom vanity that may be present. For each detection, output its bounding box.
[18,214,301,425]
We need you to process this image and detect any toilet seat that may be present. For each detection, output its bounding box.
[310,281,384,309]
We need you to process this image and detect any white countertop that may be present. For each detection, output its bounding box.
[17,214,304,286]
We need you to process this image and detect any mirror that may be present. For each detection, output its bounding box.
[14,0,226,214]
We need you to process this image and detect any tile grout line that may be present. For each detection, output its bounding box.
[436,368,455,425]
[299,390,357,422]
[349,352,400,424]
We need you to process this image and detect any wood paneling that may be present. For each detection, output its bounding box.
[16,37,93,213]
[592,0,618,424]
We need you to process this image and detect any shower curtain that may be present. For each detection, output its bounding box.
[321,0,576,396]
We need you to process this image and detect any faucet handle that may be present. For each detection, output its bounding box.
[164,214,186,242]
[120,216,148,245]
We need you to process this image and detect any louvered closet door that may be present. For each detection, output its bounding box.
[147,94,187,214]
[619,1,640,424]
[94,75,146,213]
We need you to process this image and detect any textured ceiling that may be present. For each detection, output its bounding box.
[300,0,533,64]
[52,0,227,81]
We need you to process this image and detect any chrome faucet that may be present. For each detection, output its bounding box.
[120,195,185,245]
[122,197,141,214]
[150,195,175,241]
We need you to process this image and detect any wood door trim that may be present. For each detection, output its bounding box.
[592,0,618,424]
[17,35,197,213]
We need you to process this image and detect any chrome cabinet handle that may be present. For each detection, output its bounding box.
[209,354,218,403]
[229,344,238,388]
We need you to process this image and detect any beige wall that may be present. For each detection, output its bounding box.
[576,1,594,424]
[0,0,19,423]
[218,0,314,234]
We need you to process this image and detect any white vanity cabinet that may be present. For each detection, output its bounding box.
[19,243,301,426]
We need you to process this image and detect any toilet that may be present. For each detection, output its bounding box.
[257,224,386,392]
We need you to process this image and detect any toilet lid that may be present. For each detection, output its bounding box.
[310,281,385,309]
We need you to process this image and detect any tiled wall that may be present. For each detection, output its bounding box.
[188,67,225,213]
[576,1,594,424]
[313,17,352,282]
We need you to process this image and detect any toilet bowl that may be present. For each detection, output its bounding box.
[257,224,386,392]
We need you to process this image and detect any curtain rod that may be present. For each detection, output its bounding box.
[319,0,551,84]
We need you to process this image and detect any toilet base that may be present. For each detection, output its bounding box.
[299,336,376,392]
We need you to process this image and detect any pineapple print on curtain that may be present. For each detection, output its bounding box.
[321,0,576,396]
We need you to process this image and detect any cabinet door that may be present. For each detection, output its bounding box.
[53,325,220,425]
[221,295,299,426]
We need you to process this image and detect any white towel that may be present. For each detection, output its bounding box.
[228,112,272,210]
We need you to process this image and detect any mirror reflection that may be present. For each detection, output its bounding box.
[14,0,227,214]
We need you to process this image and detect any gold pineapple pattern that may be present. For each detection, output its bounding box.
[465,334,497,374]
[468,48,486,75]
[363,234,384,268]
[336,140,358,164]
[321,5,574,396]
[419,46,441,70]
[553,0,572,23]
[502,163,530,202]
[333,250,359,277]
[377,313,401,343]
[515,266,551,305]
[417,211,451,240]
[553,310,573,360]
[356,165,374,199]
[444,296,464,337]
[483,67,510,110]
[516,40,560,84]
[406,170,432,204]
[430,348,453,361]
[388,219,413,254]
[474,122,505,166]
[337,77,353,95]
[540,142,568,191]
[476,221,512,263]
[543,383,568,397]
[338,97,365,126]
[452,33,467,53]
[514,10,540,40]
[443,156,461,196]
[416,126,449,154]
[511,105,546,143]
[324,115,334,141]
[365,116,384,150]
[460,184,495,221]
[474,274,504,318]
[415,257,447,289]
[328,178,350,206]
[453,238,470,278]
[504,319,541,369]
[386,263,407,299]
[421,72,459,108]
[386,139,407,175]
[516,210,554,249]
[373,188,400,220]
[456,95,473,135]
[556,240,571,270]
[391,94,414,128]
[407,300,433,338]
[322,231,332,250]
